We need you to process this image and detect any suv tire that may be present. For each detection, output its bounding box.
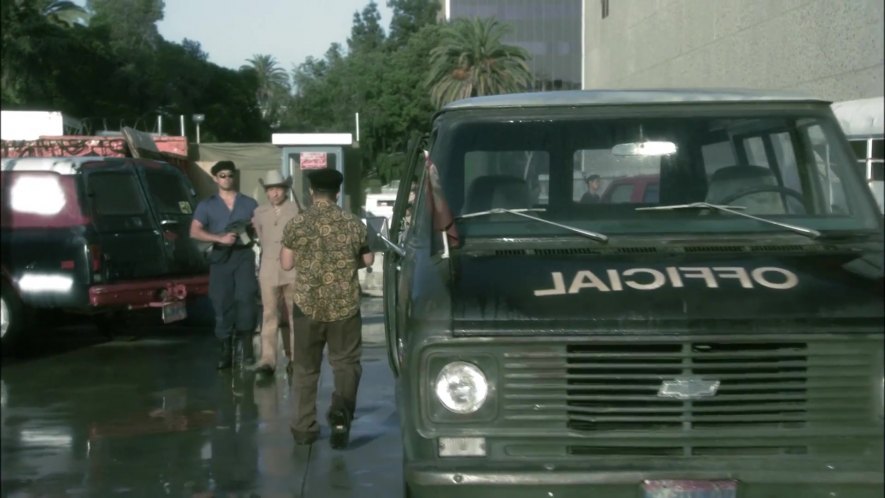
[1,280,30,356]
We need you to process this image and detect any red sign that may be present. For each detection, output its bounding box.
[299,152,327,169]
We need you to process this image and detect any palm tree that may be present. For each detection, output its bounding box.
[39,0,91,27]
[241,54,291,123]
[426,17,532,109]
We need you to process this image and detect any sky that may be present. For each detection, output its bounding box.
[81,0,394,71]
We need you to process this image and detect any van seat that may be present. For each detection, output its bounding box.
[705,165,786,214]
[464,175,531,213]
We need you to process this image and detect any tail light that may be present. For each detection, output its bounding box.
[88,244,102,272]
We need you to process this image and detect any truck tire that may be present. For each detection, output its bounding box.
[1,280,29,356]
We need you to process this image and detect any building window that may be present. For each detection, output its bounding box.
[601,0,609,19]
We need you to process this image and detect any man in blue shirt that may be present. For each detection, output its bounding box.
[190,161,259,369]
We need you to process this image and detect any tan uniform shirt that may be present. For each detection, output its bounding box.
[254,201,300,286]
[281,199,368,322]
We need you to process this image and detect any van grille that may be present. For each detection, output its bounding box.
[566,342,810,431]
[501,339,879,457]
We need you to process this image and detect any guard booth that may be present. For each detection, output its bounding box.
[271,133,362,215]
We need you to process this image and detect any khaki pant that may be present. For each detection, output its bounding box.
[257,279,295,367]
[291,313,362,434]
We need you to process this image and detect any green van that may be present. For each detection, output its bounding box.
[382,89,884,498]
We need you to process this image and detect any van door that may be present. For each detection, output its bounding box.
[81,160,167,281]
[383,135,426,376]
[137,162,208,275]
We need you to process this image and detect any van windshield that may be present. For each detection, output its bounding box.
[432,110,881,237]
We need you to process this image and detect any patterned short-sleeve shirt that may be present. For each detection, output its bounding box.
[281,199,368,322]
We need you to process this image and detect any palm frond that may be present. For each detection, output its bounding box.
[426,17,532,109]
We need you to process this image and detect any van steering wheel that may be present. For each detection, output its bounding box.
[718,186,805,209]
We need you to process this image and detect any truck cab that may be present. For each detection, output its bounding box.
[383,89,884,498]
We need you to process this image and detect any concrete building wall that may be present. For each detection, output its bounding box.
[584,0,884,101]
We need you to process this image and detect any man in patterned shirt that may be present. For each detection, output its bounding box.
[280,168,374,449]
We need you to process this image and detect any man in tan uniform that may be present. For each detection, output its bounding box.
[252,170,300,375]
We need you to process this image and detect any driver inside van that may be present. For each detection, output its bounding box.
[580,174,602,204]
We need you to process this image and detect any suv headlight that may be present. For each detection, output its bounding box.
[434,361,488,414]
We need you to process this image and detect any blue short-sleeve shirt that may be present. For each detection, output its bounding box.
[193,193,258,234]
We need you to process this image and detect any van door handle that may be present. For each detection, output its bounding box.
[160,219,179,227]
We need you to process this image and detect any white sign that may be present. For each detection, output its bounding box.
[1,111,65,140]
[300,152,328,170]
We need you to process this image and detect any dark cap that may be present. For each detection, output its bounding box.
[211,160,236,176]
[586,174,600,182]
[308,168,344,192]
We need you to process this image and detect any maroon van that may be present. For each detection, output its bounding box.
[1,156,209,354]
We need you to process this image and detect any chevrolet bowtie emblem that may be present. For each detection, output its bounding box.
[658,377,720,400]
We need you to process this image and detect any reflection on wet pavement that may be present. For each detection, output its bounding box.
[1,321,402,497]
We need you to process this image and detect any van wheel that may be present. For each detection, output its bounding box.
[1,281,30,356]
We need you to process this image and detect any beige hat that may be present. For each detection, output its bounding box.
[259,170,291,189]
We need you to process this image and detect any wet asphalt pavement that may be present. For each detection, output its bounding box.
[1,298,403,498]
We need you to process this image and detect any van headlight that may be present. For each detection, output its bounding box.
[434,361,488,414]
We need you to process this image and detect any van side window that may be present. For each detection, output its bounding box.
[742,136,769,168]
[771,132,801,193]
[400,167,424,243]
[705,128,807,215]
[800,123,851,214]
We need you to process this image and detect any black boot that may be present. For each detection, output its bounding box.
[328,400,353,450]
[216,337,233,370]
[238,332,255,367]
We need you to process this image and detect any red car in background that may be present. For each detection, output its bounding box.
[601,174,660,203]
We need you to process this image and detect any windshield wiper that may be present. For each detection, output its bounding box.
[636,202,821,239]
[457,208,609,243]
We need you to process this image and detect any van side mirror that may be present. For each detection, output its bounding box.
[365,216,405,256]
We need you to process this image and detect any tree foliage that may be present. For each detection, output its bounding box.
[2,0,536,185]
[348,1,385,54]
[285,0,445,183]
[1,0,267,141]
[39,1,91,28]
[386,0,440,49]
[87,0,164,53]
[427,17,531,109]
[240,54,290,126]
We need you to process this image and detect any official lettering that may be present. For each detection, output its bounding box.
[533,266,799,296]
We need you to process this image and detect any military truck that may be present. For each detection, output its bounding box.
[381,89,884,498]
